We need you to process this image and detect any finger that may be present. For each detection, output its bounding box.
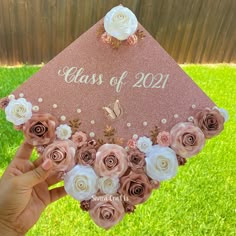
[19,159,53,187]
[33,156,43,167]
[49,186,67,203]
[46,173,63,187]
[14,141,34,160]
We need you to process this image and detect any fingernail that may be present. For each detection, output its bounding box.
[42,159,53,170]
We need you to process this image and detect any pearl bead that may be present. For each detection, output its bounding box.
[161,119,167,124]
[32,106,39,112]
[89,132,95,138]
[60,116,66,121]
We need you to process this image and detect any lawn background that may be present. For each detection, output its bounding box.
[0,65,235,236]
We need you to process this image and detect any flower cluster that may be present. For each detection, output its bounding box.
[2,97,228,229]
[97,6,145,48]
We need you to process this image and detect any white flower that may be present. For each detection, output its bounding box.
[56,124,72,140]
[98,176,120,194]
[5,98,32,125]
[104,6,138,40]
[64,165,98,201]
[136,136,152,153]
[213,106,229,122]
[145,145,178,181]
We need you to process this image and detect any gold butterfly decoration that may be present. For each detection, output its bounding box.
[103,100,122,120]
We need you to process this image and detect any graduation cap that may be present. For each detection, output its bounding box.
[0,5,228,229]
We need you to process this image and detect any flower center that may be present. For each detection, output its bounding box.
[30,122,48,137]
[129,181,144,197]
[183,133,196,146]
[104,153,118,170]
[49,148,65,163]
[81,151,92,162]
[131,154,140,164]
[74,176,88,192]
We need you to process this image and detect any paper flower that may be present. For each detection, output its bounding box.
[216,107,229,122]
[101,32,112,44]
[71,131,87,147]
[43,140,76,173]
[170,122,205,158]
[194,108,225,138]
[0,97,10,110]
[145,145,178,181]
[119,170,152,205]
[98,176,120,195]
[127,34,138,45]
[64,165,98,201]
[136,136,152,153]
[5,98,32,125]
[127,149,145,171]
[94,144,128,177]
[89,195,125,230]
[104,5,138,40]
[23,113,58,146]
[156,131,171,147]
[56,124,72,140]
[76,145,97,166]
[127,138,137,149]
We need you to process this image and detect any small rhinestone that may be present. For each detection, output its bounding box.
[91,120,95,125]
[127,123,131,127]
[60,115,66,121]
[89,132,95,138]
[161,119,167,124]
[143,121,148,126]
[8,94,15,100]
[19,93,24,98]
[125,146,129,151]
[32,106,39,112]
[53,104,58,108]
[188,116,194,122]
[133,134,138,139]
[38,98,43,103]
[77,109,81,113]
[174,114,179,119]
[191,104,196,109]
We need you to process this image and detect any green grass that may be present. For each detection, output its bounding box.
[0,64,236,236]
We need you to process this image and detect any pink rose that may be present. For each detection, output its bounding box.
[76,144,97,166]
[127,34,138,45]
[43,140,76,173]
[156,131,171,146]
[94,144,128,177]
[119,171,152,205]
[72,131,87,147]
[101,32,112,44]
[89,195,125,230]
[194,108,224,138]
[0,97,10,110]
[23,113,58,146]
[127,149,145,171]
[170,122,205,158]
[127,139,137,149]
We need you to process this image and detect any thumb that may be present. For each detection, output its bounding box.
[20,159,53,187]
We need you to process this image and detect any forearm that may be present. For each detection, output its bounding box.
[0,221,24,236]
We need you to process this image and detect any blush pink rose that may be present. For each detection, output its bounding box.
[194,108,224,138]
[72,131,87,147]
[127,34,138,45]
[101,32,112,44]
[156,131,171,146]
[94,144,128,177]
[23,113,58,146]
[127,139,137,149]
[119,171,152,205]
[170,122,205,158]
[89,195,125,230]
[43,140,76,173]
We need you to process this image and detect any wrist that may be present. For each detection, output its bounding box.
[0,220,24,236]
